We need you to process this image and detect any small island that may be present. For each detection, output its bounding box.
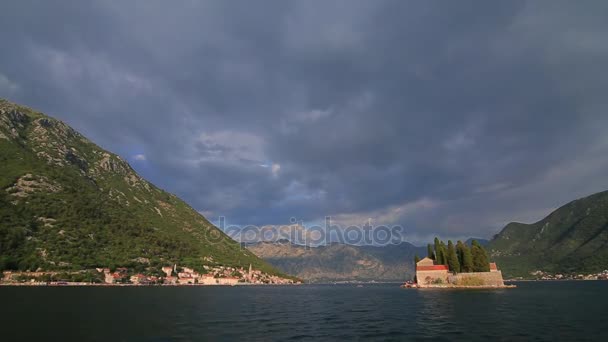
[406,238,514,289]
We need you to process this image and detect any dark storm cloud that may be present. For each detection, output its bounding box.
[2,0,608,244]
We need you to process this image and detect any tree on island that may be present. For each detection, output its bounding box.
[447,240,460,273]
[433,239,449,265]
[427,244,435,260]
[433,237,441,263]
[439,241,448,265]
[456,240,464,265]
[456,240,474,272]
[414,255,421,264]
[471,240,490,272]
[432,237,448,265]
[436,247,444,265]
[427,237,488,273]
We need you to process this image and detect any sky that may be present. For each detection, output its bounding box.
[1,0,608,244]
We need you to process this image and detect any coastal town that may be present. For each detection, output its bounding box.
[516,270,608,281]
[0,264,301,286]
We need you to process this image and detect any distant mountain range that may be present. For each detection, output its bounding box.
[488,190,608,277]
[248,189,608,281]
[0,99,287,277]
[246,240,426,283]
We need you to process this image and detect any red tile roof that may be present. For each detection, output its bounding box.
[416,265,449,271]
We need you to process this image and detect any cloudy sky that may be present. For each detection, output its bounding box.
[2,1,608,244]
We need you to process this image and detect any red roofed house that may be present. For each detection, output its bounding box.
[415,257,450,286]
[178,275,194,285]
[489,263,498,272]
[199,274,217,285]
[164,276,177,285]
[217,277,239,286]
[130,274,148,285]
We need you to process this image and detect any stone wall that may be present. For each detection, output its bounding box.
[416,269,450,285]
[449,271,504,286]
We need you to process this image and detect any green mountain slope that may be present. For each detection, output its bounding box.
[488,190,608,277]
[0,99,286,276]
[246,240,426,282]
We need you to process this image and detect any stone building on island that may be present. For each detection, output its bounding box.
[415,257,505,287]
[415,257,450,285]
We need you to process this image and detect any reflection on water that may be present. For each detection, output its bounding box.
[0,282,606,341]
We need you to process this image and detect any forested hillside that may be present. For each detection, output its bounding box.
[489,190,608,277]
[0,99,285,276]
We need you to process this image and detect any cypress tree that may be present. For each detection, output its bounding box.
[414,255,421,264]
[447,240,460,273]
[440,241,448,265]
[436,245,444,265]
[471,240,490,272]
[460,242,474,272]
[456,240,465,266]
[433,237,441,263]
[427,244,435,260]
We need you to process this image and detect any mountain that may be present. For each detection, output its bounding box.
[0,99,288,277]
[488,190,608,277]
[246,240,426,283]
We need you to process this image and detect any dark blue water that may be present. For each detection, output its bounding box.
[0,281,606,341]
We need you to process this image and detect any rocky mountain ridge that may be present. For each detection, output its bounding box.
[0,99,288,278]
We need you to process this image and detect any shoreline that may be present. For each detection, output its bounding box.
[415,284,517,289]
[0,282,303,287]
[505,278,606,282]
